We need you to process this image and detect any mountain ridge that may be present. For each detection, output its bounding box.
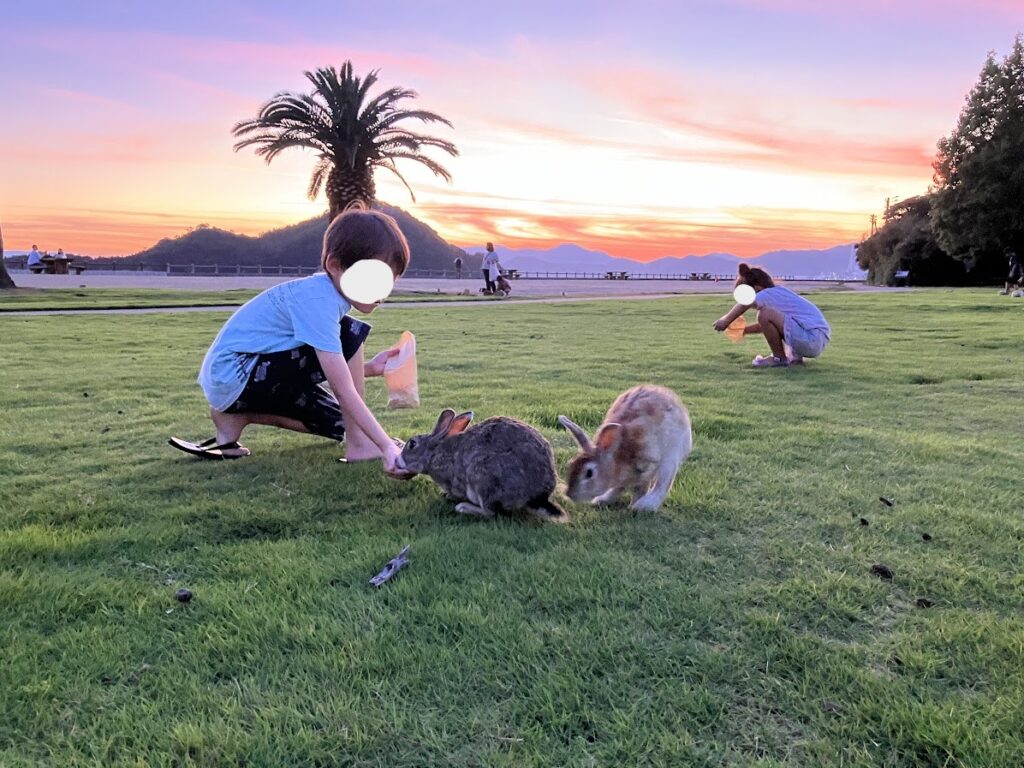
[467,242,865,279]
[5,206,865,279]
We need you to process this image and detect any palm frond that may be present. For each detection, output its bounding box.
[375,128,459,156]
[375,151,454,183]
[307,156,331,201]
[370,109,454,133]
[377,159,418,202]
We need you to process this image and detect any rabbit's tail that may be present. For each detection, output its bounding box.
[529,495,568,523]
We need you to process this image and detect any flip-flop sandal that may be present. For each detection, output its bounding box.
[168,437,250,460]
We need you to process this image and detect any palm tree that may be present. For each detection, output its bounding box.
[0,220,15,289]
[232,62,458,219]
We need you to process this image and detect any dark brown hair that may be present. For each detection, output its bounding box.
[735,262,775,290]
[321,206,410,276]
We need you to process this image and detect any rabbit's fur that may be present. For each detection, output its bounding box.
[398,410,567,522]
[559,385,692,512]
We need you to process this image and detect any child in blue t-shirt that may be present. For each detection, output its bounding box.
[169,208,409,475]
[713,263,831,368]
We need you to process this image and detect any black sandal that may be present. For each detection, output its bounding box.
[168,437,249,460]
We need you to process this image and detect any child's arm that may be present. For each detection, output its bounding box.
[316,349,401,472]
[712,302,753,331]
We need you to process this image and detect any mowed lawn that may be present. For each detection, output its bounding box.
[0,286,487,312]
[0,290,1022,767]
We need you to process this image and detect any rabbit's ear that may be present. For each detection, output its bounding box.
[594,423,622,452]
[558,415,593,451]
[446,411,474,436]
[431,409,456,436]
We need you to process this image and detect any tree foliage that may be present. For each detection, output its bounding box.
[931,35,1024,279]
[232,62,458,219]
[0,220,15,289]
[855,195,964,285]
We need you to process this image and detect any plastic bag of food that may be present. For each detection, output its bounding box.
[384,331,420,409]
[724,315,746,343]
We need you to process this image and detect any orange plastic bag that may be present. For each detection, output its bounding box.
[384,331,420,409]
[724,316,746,343]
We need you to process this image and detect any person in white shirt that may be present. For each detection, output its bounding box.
[27,245,43,270]
[481,242,498,293]
[713,263,831,368]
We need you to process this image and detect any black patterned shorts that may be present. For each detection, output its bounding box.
[223,316,371,441]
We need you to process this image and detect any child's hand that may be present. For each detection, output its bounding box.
[365,347,399,377]
[382,440,415,479]
[712,317,729,332]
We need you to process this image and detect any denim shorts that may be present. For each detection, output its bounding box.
[784,316,829,358]
[223,316,371,440]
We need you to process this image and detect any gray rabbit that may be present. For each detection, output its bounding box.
[397,409,568,522]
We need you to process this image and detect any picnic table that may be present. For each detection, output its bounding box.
[604,271,630,280]
[505,268,520,280]
[33,256,86,275]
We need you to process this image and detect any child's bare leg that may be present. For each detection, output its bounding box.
[210,409,310,456]
[341,345,382,461]
[756,307,788,359]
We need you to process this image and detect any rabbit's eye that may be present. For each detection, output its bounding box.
[585,467,594,479]
[407,438,417,450]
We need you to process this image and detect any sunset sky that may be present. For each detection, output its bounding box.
[1,1,1018,260]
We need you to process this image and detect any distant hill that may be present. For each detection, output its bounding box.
[126,203,475,272]
[480,242,865,279]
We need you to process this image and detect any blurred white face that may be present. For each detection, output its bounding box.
[339,259,395,306]
[733,284,756,305]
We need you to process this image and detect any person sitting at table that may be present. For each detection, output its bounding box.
[56,248,67,260]
[27,245,43,272]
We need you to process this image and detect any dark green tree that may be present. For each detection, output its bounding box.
[232,62,458,219]
[931,35,1024,279]
[0,220,15,289]
[856,195,964,285]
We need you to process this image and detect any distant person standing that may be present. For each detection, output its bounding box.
[27,245,43,272]
[481,242,498,294]
[999,247,1022,295]
[454,256,463,279]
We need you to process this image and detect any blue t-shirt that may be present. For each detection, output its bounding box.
[198,273,351,410]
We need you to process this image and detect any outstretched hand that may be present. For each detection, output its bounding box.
[383,438,416,480]
[712,317,730,332]
[365,347,399,377]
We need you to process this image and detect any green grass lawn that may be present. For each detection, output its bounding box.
[0,287,489,312]
[1,289,1022,767]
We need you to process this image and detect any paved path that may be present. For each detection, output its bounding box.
[8,271,880,298]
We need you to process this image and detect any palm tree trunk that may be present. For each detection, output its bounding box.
[325,166,376,219]
[0,220,16,289]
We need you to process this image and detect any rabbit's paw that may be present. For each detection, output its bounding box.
[455,502,496,519]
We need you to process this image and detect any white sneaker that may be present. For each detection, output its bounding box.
[752,355,789,368]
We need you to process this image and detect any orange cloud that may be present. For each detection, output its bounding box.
[414,202,862,260]
[2,208,280,257]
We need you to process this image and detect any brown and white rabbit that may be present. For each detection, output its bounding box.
[397,409,568,522]
[559,385,692,512]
